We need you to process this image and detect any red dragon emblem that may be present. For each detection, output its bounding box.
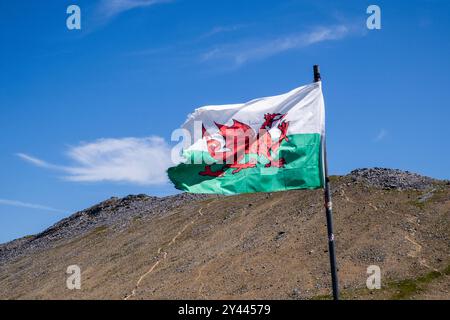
[199,113,289,177]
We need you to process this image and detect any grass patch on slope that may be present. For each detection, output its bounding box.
[311,264,450,300]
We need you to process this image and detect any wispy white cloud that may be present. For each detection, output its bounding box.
[16,153,62,170]
[126,24,245,57]
[374,128,388,142]
[201,24,356,67]
[18,136,173,185]
[0,199,67,214]
[200,24,246,39]
[96,0,173,22]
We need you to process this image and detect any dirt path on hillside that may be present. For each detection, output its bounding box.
[124,201,215,300]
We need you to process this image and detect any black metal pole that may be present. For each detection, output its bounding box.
[314,65,339,300]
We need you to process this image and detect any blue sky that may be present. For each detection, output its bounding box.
[1,0,449,243]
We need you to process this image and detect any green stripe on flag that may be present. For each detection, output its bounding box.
[167,134,323,195]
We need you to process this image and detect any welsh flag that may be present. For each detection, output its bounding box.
[168,81,325,195]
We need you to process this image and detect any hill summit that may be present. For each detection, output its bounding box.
[0,168,448,300]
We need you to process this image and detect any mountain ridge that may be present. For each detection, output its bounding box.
[0,168,448,300]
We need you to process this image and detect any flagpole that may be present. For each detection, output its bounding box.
[314,65,339,300]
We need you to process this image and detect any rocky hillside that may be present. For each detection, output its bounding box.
[0,168,448,300]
